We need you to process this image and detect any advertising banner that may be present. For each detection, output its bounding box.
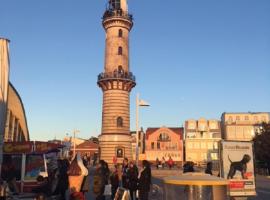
[220,141,256,197]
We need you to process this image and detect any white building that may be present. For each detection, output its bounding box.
[221,112,270,141]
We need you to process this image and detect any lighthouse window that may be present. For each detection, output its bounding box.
[118,29,123,37]
[118,46,123,55]
[117,117,123,127]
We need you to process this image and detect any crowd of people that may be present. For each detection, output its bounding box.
[93,158,152,200]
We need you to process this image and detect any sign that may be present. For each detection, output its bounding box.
[220,141,256,197]
[3,142,32,153]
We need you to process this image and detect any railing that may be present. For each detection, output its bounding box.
[103,9,133,21]
[98,71,136,82]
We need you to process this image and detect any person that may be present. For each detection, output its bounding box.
[113,156,118,167]
[81,157,90,196]
[138,160,152,200]
[1,155,19,194]
[93,160,107,200]
[57,159,69,200]
[161,157,166,169]
[205,162,213,175]
[127,161,138,200]
[168,156,174,170]
[183,161,195,173]
[110,164,122,200]
[155,158,160,170]
[122,158,129,189]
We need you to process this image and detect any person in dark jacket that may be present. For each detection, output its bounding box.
[122,158,129,189]
[138,160,152,200]
[205,162,213,175]
[93,160,107,200]
[183,161,195,173]
[57,159,69,200]
[110,164,122,200]
[127,161,138,200]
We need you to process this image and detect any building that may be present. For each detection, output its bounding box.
[97,0,136,164]
[130,129,145,161]
[75,140,99,158]
[4,83,29,142]
[145,126,184,165]
[0,38,10,165]
[185,118,221,168]
[221,112,270,141]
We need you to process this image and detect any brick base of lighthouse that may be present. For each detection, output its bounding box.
[98,134,132,165]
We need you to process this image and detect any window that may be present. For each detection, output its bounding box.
[118,46,123,55]
[151,142,155,150]
[245,116,249,121]
[159,133,170,141]
[201,142,206,149]
[117,117,123,127]
[236,116,240,121]
[207,142,213,149]
[25,154,45,181]
[118,65,124,74]
[157,142,160,149]
[118,29,123,37]
[211,153,218,160]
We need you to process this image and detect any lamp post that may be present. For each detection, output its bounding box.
[73,129,80,156]
[136,93,149,166]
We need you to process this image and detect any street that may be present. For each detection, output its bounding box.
[86,168,270,200]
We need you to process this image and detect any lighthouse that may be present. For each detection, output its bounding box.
[97,0,135,164]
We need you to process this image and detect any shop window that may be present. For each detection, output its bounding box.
[25,154,45,181]
[1,154,22,181]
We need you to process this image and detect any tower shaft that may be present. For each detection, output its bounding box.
[97,0,135,164]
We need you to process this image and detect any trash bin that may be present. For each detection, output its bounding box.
[163,173,229,200]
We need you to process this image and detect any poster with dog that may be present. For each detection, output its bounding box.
[220,141,256,197]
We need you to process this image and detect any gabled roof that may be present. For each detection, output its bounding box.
[146,127,184,140]
[76,140,99,149]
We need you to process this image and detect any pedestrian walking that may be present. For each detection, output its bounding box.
[122,158,129,189]
[205,162,213,175]
[183,161,195,173]
[138,160,152,200]
[155,158,160,170]
[93,160,107,200]
[127,161,139,200]
[110,164,122,200]
[168,156,174,170]
[161,157,166,169]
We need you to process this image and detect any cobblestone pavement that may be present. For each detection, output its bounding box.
[86,167,270,200]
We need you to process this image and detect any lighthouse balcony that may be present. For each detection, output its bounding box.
[103,9,133,21]
[98,71,136,82]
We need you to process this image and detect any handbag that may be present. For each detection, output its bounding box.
[104,184,112,196]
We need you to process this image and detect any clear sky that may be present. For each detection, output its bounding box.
[1,0,270,141]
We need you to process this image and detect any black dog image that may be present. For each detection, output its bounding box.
[227,154,251,179]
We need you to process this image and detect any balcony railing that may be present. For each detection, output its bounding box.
[98,71,136,82]
[103,9,133,21]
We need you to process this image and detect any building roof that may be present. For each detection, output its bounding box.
[146,127,184,140]
[222,112,270,115]
[76,140,99,149]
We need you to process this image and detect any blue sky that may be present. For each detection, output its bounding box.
[1,0,269,141]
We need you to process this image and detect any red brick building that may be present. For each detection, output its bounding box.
[145,126,184,165]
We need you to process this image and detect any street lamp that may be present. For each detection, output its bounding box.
[73,129,80,155]
[136,93,150,166]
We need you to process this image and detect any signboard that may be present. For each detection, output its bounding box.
[3,142,32,153]
[220,141,256,197]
